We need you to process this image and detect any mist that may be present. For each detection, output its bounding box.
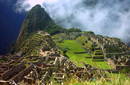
[16,0,130,42]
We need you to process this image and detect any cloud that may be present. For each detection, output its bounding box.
[15,0,43,12]
[15,0,130,42]
[15,0,58,12]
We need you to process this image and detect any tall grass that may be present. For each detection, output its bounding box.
[63,73,130,85]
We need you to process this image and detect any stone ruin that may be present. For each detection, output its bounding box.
[107,55,130,71]
[0,51,108,85]
[82,33,130,72]
[86,33,129,55]
[92,47,105,61]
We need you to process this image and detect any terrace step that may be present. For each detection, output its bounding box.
[1,63,26,81]
[9,65,34,83]
[53,73,65,83]
[92,59,105,62]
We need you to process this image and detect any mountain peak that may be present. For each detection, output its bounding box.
[29,4,45,14]
[32,4,41,8]
[14,5,63,52]
[15,5,54,50]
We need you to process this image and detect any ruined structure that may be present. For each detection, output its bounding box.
[0,48,107,85]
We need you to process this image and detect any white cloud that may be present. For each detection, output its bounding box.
[15,0,59,12]
[15,0,130,42]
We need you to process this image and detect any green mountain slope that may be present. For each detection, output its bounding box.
[15,5,63,50]
[53,31,130,70]
[13,5,65,53]
[13,31,57,56]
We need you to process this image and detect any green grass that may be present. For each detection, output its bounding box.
[61,73,130,85]
[49,73,130,85]
[57,40,111,69]
[54,38,130,85]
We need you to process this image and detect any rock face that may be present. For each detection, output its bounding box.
[15,5,62,51]
[16,5,53,46]
[12,5,65,54]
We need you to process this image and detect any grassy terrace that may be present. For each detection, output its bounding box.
[57,40,111,69]
[56,40,130,85]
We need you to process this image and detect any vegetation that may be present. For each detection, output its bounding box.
[54,39,129,85]
[15,32,56,56]
[65,73,130,85]
[66,28,82,33]
[57,40,111,69]
[51,29,130,84]
[76,36,93,50]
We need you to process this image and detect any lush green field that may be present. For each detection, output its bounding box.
[57,40,111,69]
[54,39,130,85]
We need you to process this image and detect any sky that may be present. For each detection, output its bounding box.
[0,0,25,54]
[0,0,130,54]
